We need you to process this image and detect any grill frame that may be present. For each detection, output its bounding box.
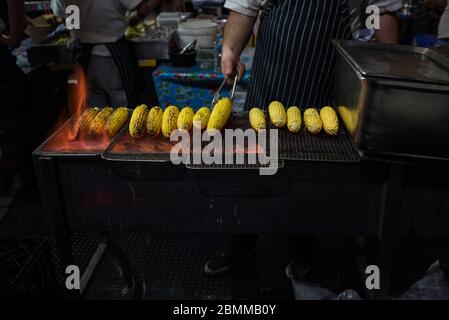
[33,115,129,159]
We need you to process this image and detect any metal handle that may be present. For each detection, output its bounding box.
[180,40,197,55]
[211,75,238,107]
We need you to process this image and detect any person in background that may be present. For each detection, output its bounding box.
[425,0,449,47]
[62,0,184,108]
[350,0,402,43]
[0,0,37,196]
[63,0,161,108]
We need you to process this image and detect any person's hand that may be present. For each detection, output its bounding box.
[221,47,245,85]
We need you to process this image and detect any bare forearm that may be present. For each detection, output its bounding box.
[223,11,256,57]
[6,0,25,48]
[375,14,399,44]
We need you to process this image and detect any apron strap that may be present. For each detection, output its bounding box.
[105,38,138,107]
[79,38,137,107]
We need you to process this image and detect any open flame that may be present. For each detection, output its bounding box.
[67,66,89,140]
[39,66,112,153]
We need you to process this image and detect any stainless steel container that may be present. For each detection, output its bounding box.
[333,40,449,161]
[132,26,177,60]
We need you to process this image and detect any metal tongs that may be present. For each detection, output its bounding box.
[211,74,238,107]
[179,40,197,55]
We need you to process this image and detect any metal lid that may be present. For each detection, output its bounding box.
[333,40,449,85]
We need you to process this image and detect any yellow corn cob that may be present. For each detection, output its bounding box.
[177,107,195,132]
[73,107,99,138]
[287,106,302,133]
[268,101,287,128]
[320,106,339,135]
[105,107,128,138]
[249,108,266,132]
[338,106,356,135]
[129,105,149,138]
[207,98,232,133]
[304,108,323,134]
[146,106,164,136]
[193,107,211,130]
[162,105,179,138]
[89,107,113,136]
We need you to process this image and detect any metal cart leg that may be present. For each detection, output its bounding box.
[353,164,404,300]
[34,156,76,298]
[376,163,404,299]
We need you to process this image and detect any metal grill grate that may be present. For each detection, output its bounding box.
[103,112,361,165]
[34,116,116,157]
[103,133,177,162]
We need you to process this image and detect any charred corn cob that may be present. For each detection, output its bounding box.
[146,106,163,136]
[249,108,266,132]
[320,106,339,135]
[129,105,149,138]
[193,107,210,130]
[105,107,128,138]
[268,101,287,128]
[73,107,99,138]
[162,105,179,138]
[304,108,322,134]
[177,107,195,132]
[287,106,302,133]
[89,107,113,136]
[207,98,232,133]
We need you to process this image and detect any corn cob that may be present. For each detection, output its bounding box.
[105,107,128,138]
[162,105,179,138]
[177,107,195,132]
[129,105,149,138]
[287,106,302,133]
[146,106,164,136]
[304,108,323,134]
[249,108,266,132]
[193,107,210,130]
[73,107,99,138]
[320,106,339,135]
[338,106,356,135]
[207,98,232,133]
[89,107,114,136]
[268,101,287,128]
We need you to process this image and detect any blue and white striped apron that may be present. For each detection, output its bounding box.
[82,37,138,107]
[245,0,352,111]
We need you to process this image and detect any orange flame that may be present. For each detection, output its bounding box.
[40,66,112,154]
[67,66,89,140]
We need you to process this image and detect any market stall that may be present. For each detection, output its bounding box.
[2,0,449,301]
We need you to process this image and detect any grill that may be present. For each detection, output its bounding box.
[32,105,449,299]
[102,112,361,166]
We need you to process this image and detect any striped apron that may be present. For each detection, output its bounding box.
[82,37,137,107]
[245,0,352,111]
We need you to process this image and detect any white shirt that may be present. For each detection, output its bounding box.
[224,0,265,17]
[350,0,402,41]
[439,2,449,39]
[65,0,142,56]
[225,0,402,41]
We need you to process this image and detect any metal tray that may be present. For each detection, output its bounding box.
[333,40,449,161]
[336,40,449,85]
[33,115,127,158]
